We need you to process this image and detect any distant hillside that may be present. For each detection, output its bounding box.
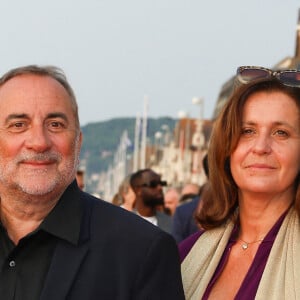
[80,117,177,175]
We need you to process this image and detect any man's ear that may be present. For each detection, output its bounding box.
[78,131,83,147]
[135,187,142,197]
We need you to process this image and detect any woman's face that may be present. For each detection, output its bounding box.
[230,90,300,197]
[123,186,136,206]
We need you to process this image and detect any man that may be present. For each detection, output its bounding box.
[130,169,172,233]
[171,195,200,243]
[164,187,180,216]
[0,65,184,300]
[171,154,209,243]
[179,183,200,204]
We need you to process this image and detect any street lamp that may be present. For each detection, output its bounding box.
[191,97,206,186]
[178,110,188,119]
[161,124,170,145]
[154,131,163,140]
[154,131,163,165]
[191,97,205,147]
[192,97,204,120]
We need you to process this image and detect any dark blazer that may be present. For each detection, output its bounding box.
[171,196,200,243]
[156,211,172,233]
[40,183,185,300]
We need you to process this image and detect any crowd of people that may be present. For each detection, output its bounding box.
[111,170,200,235]
[111,163,205,243]
[0,63,299,299]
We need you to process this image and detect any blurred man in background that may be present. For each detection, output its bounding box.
[130,168,172,233]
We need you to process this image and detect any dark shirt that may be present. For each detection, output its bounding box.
[0,181,82,300]
[179,210,287,300]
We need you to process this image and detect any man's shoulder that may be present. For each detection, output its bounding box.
[156,211,172,233]
[82,192,170,241]
[156,210,172,220]
[177,196,199,214]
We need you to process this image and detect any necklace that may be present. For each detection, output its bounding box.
[239,238,264,250]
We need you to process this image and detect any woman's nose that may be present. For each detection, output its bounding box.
[252,134,272,155]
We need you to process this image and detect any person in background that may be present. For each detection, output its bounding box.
[130,168,172,233]
[172,154,209,243]
[111,192,120,206]
[179,182,200,204]
[118,174,136,211]
[0,65,185,299]
[164,187,180,216]
[75,169,85,190]
[180,66,300,299]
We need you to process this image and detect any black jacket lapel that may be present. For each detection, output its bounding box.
[39,241,89,300]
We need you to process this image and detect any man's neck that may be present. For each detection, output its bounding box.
[136,205,156,217]
[0,194,60,245]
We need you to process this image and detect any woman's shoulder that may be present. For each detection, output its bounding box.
[178,230,205,263]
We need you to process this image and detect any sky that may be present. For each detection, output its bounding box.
[0,1,299,126]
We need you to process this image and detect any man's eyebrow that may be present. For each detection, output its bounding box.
[5,114,29,123]
[4,112,69,123]
[46,112,69,122]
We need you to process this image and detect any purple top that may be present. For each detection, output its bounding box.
[179,211,287,300]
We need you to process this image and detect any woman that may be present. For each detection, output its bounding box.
[180,66,300,299]
[118,174,136,211]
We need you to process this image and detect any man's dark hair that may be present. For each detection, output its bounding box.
[130,168,153,189]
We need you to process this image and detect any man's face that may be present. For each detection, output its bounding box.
[0,74,82,196]
[139,171,165,208]
[164,188,179,215]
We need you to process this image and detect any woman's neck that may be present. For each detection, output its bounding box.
[238,193,293,241]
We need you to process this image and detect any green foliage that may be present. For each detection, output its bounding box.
[80,117,177,175]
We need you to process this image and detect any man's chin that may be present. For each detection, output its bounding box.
[15,178,63,196]
[19,185,57,196]
[144,200,164,207]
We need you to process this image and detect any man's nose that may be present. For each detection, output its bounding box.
[24,126,52,151]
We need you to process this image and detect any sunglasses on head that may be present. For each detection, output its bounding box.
[140,180,167,189]
[236,66,300,87]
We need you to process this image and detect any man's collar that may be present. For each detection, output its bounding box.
[40,180,83,245]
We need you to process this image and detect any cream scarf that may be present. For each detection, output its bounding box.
[181,208,300,299]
